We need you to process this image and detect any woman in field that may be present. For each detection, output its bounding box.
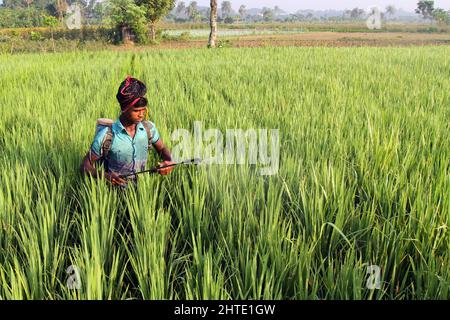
[80,76,175,187]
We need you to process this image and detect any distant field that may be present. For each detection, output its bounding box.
[157,22,450,34]
[155,31,450,49]
[3,21,449,33]
[0,21,449,54]
[161,28,307,38]
[0,46,448,299]
[2,31,449,54]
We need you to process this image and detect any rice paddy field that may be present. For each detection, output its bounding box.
[0,46,449,300]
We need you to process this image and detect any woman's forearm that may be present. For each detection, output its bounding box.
[157,146,172,162]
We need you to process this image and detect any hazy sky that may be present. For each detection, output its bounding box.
[1,0,449,13]
[193,1,450,13]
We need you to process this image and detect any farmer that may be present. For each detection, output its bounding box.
[80,76,175,187]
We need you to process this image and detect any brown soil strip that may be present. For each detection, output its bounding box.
[111,32,450,51]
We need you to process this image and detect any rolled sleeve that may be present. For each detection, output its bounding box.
[150,124,160,144]
[90,127,108,157]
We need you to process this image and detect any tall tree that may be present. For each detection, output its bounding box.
[55,0,68,23]
[221,0,231,18]
[175,0,185,17]
[350,7,365,19]
[343,9,351,19]
[186,1,198,21]
[208,0,217,47]
[238,4,246,19]
[136,0,175,40]
[385,5,396,18]
[107,0,148,43]
[262,7,273,22]
[273,5,282,16]
[432,8,450,24]
[415,1,435,20]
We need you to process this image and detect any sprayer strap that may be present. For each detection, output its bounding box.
[142,120,154,148]
[101,121,153,160]
[101,126,114,159]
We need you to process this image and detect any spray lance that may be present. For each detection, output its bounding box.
[119,158,203,179]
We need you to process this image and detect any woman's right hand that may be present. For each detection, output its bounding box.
[105,172,127,186]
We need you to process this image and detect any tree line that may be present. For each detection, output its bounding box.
[0,0,449,44]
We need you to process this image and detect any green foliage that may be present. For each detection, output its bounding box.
[105,0,148,44]
[432,8,450,24]
[0,26,115,42]
[185,1,199,22]
[30,30,44,40]
[42,14,58,28]
[415,1,435,20]
[217,39,232,47]
[136,0,175,24]
[0,34,10,42]
[0,1,106,26]
[0,37,111,53]
[415,1,450,24]
[223,16,234,24]
[179,30,190,40]
[0,8,47,28]
[161,30,190,41]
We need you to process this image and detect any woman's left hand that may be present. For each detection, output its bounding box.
[157,161,176,175]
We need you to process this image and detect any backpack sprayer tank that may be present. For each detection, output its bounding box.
[95,118,114,135]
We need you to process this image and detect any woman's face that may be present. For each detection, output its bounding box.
[124,106,147,124]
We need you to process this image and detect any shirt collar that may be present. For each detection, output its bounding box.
[112,119,145,133]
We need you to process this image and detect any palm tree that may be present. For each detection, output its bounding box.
[385,5,396,20]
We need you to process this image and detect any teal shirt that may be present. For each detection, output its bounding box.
[90,119,160,177]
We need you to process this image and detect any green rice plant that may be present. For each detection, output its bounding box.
[0,46,448,299]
